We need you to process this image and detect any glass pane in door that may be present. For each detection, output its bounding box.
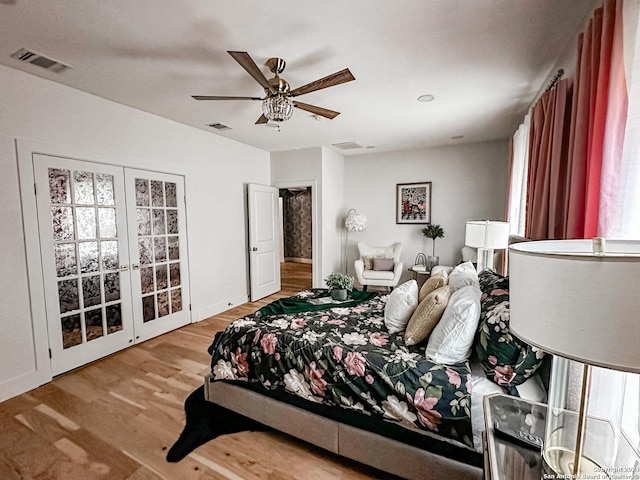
[135,178,182,323]
[47,167,125,349]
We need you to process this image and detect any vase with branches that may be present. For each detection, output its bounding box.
[421,224,445,269]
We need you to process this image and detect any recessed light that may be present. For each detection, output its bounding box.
[451,135,464,140]
[417,94,435,103]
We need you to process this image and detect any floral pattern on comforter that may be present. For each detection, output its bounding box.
[208,291,474,447]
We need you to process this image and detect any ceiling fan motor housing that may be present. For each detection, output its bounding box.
[267,76,290,94]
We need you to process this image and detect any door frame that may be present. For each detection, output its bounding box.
[12,139,192,400]
[273,180,320,288]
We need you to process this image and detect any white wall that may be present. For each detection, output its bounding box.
[271,147,324,287]
[321,147,345,277]
[270,146,346,286]
[343,140,509,283]
[0,64,270,401]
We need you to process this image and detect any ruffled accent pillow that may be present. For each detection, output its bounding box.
[475,270,545,396]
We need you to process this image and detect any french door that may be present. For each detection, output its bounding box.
[125,169,190,343]
[33,155,190,375]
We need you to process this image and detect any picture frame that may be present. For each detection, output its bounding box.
[396,182,431,224]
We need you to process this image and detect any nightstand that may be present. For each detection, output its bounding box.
[483,394,547,480]
[408,266,430,283]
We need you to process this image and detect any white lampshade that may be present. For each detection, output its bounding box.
[510,239,640,479]
[345,209,367,232]
[465,220,510,249]
[509,239,640,372]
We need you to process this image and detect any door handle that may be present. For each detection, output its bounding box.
[251,247,258,252]
[119,265,129,271]
[131,264,140,270]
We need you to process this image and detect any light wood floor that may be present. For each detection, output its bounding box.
[0,262,400,480]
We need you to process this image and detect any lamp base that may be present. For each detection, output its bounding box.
[543,446,609,479]
[476,247,495,273]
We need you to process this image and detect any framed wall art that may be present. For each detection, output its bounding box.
[396,182,431,224]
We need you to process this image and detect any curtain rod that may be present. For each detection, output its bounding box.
[545,68,565,92]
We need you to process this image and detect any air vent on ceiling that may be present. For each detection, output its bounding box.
[332,141,364,150]
[10,48,70,73]
[207,122,232,131]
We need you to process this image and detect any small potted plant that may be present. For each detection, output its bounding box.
[324,272,354,301]
[421,224,445,270]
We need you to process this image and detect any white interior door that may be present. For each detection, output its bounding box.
[125,170,190,342]
[34,155,134,375]
[248,183,281,301]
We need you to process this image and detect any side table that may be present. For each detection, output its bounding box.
[408,266,430,283]
[483,393,547,480]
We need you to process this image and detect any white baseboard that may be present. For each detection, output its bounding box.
[193,293,250,322]
[284,257,312,264]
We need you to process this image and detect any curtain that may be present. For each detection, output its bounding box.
[525,79,572,240]
[507,114,530,237]
[604,0,640,238]
[565,0,621,239]
[525,0,626,241]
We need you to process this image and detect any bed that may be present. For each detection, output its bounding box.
[204,271,547,480]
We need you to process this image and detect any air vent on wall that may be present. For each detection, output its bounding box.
[331,141,364,150]
[10,48,70,73]
[207,122,232,131]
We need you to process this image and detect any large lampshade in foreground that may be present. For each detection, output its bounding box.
[509,239,640,477]
[465,220,510,272]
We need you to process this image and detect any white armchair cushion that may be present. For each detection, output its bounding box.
[357,242,402,262]
[355,242,403,288]
[384,280,419,334]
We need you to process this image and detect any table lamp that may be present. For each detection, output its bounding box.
[509,239,640,478]
[465,220,510,272]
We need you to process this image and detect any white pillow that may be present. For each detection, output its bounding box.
[425,285,481,364]
[384,280,419,334]
[448,261,479,292]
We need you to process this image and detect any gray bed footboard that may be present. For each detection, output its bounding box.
[205,376,483,480]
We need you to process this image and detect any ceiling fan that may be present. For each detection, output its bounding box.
[193,51,355,125]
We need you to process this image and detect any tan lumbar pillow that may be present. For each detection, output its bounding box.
[404,285,451,346]
[418,270,449,303]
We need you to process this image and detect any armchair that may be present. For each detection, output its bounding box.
[354,242,403,291]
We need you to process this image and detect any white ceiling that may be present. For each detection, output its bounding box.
[0,1,596,155]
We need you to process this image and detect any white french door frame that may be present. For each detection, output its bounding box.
[273,180,320,288]
[14,139,192,395]
[33,155,136,375]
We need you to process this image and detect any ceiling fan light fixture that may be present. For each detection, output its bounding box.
[262,94,294,122]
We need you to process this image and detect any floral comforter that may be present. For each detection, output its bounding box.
[208,290,474,448]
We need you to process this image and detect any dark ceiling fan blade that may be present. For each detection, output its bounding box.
[289,68,355,97]
[255,115,269,124]
[192,95,261,100]
[293,101,340,119]
[228,51,275,94]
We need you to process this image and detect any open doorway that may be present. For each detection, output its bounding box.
[279,187,313,293]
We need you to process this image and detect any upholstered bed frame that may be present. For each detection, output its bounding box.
[205,376,484,480]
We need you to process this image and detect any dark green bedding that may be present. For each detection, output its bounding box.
[208,289,475,448]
